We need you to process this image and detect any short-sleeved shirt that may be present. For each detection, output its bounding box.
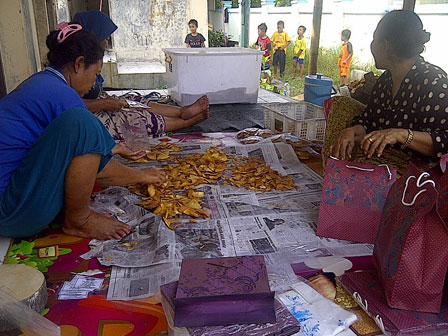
[353,57,448,161]
[256,36,272,62]
[185,33,206,48]
[271,31,291,52]
[293,37,306,59]
[338,42,353,69]
[0,67,86,193]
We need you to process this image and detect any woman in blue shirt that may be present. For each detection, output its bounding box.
[0,22,165,240]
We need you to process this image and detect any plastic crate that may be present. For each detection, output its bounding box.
[264,102,325,121]
[263,102,326,141]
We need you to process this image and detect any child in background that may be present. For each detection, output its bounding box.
[256,23,272,70]
[185,19,206,48]
[337,29,353,86]
[255,23,272,84]
[293,25,307,78]
[271,21,291,78]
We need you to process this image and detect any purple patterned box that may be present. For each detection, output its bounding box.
[173,256,276,327]
[161,281,300,335]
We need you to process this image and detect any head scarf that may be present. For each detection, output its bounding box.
[73,10,117,42]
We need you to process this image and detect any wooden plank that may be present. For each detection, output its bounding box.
[0,52,6,98]
[0,236,12,264]
[308,0,323,75]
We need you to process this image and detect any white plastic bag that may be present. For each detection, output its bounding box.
[278,281,358,336]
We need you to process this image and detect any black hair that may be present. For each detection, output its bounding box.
[188,19,198,27]
[299,25,306,32]
[277,21,284,27]
[46,25,104,69]
[376,10,430,59]
[258,23,267,33]
[341,29,351,40]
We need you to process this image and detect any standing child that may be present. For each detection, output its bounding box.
[293,25,307,78]
[185,19,206,48]
[256,23,272,70]
[271,21,291,78]
[338,29,353,86]
[255,23,272,84]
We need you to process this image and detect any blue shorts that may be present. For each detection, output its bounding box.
[0,108,116,237]
[261,63,270,71]
[293,57,305,64]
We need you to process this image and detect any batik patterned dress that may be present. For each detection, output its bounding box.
[95,93,166,142]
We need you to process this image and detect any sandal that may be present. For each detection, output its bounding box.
[144,92,162,101]
[157,95,172,104]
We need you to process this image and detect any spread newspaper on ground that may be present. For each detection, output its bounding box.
[80,136,373,301]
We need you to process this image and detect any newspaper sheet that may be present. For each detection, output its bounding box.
[107,262,181,301]
[82,139,374,300]
[81,212,176,267]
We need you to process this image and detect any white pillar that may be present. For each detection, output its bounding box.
[237,0,243,44]
[291,0,300,39]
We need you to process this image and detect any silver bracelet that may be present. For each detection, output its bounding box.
[401,129,414,149]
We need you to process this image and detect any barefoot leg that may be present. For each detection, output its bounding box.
[147,102,183,118]
[164,112,209,132]
[180,95,210,120]
[63,153,131,240]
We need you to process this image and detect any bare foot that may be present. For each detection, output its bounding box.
[63,210,131,240]
[180,95,209,120]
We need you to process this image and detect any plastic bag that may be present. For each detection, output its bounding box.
[121,120,151,152]
[277,280,358,336]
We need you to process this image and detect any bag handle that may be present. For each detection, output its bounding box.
[352,292,386,334]
[329,157,393,180]
[402,172,436,206]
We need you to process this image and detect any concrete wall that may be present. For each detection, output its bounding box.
[33,0,51,68]
[109,0,208,65]
[210,0,448,72]
[0,0,41,93]
[55,0,70,22]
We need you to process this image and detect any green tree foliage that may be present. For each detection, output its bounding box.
[216,0,261,8]
[275,0,291,6]
[215,0,239,8]
[208,30,233,47]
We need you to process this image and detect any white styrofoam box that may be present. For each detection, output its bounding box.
[351,69,368,81]
[263,102,326,141]
[162,48,264,106]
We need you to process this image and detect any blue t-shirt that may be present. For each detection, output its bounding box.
[0,68,86,194]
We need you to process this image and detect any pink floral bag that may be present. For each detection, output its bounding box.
[374,162,448,313]
[317,157,397,243]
